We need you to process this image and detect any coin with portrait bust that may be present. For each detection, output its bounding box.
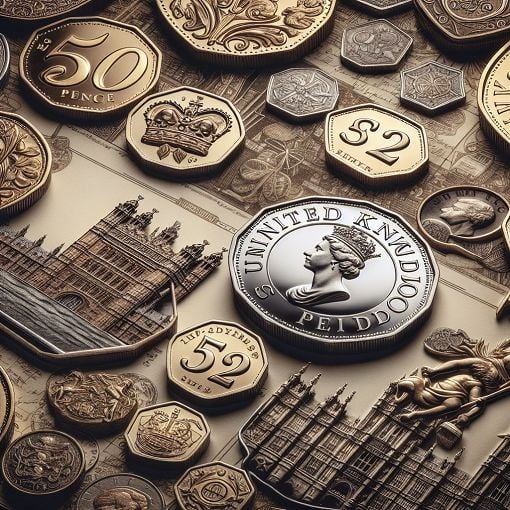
[76,473,165,510]
[229,196,438,362]
[0,0,105,22]
[20,17,161,119]
[0,365,14,451]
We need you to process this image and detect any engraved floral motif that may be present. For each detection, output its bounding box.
[0,0,92,18]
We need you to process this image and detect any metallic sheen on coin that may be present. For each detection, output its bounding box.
[325,103,428,186]
[229,196,438,361]
[20,17,161,119]
[167,320,268,411]
[341,20,412,74]
[155,0,336,67]
[0,112,52,219]
[0,0,104,22]
[0,35,9,86]
[175,462,255,510]
[76,473,165,510]
[478,40,510,157]
[401,62,465,116]
[347,0,412,15]
[126,86,245,179]
[1,430,85,497]
[266,68,339,123]
[47,371,138,434]
[0,365,14,450]
[124,401,210,469]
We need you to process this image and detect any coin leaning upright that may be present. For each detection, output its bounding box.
[229,196,439,362]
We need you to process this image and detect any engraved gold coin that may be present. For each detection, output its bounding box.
[478,40,510,157]
[126,86,245,179]
[0,112,52,219]
[0,365,14,451]
[0,1,104,22]
[155,0,336,68]
[20,17,161,119]
[325,104,428,186]
[124,401,210,470]
[167,320,268,411]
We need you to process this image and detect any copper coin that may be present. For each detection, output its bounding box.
[0,365,14,450]
[0,112,52,219]
[0,0,103,22]
[20,17,161,119]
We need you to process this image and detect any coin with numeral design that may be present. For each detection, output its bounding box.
[325,103,428,186]
[478,40,510,157]
[0,365,14,451]
[126,86,245,179]
[167,320,268,411]
[20,17,161,119]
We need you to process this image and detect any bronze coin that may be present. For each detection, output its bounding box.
[0,112,52,219]
[20,17,161,119]
[0,365,14,450]
[0,0,103,22]
[1,430,85,497]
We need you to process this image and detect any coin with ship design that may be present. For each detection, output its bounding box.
[76,473,165,510]
[126,86,245,179]
[167,320,268,412]
[0,365,14,451]
[20,17,161,119]
[229,196,438,362]
[124,401,210,470]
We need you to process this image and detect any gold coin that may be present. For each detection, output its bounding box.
[167,320,268,411]
[325,103,428,186]
[20,17,161,119]
[0,365,14,451]
[155,0,335,67]
[126,87,245,179]
[0,1,104,22]
[0,112,51,219]
[124,401,210,470]
[478,40,510,157]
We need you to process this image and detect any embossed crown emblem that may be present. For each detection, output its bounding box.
[330,225,380,261]
[142,96,232,163]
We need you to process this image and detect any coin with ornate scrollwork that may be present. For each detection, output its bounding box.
[266,68,339,123]
[341,20,412,74]
[1,430,85,498]
[417,186,509,262]
[478,40,510,157]
[155,0,335,67]
[0,112,52,219]
[124,401,210,469]
[167,320,268,411]
[325,104,428,186]
[175,462,255,510]
[229,196,438,362]
[46,371,138,434]
[20,17,161,119]
[126,86,245,179]
[76,473,165,510]
[0,365,14,451]
[0,35,9,86]
[347,0,412,15]
[0,0,104,22]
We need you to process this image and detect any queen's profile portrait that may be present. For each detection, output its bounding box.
[286,225,380,307]
[439,197,495,237]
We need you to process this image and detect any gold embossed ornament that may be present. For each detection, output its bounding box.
[126,87,245,179]
[155,0,336,68]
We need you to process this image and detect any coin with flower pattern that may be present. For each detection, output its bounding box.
[0,0,103,22]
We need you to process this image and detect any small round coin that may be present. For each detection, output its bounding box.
[2,430,85,497]
[175,462,255,510]
[46,371,138,434]
[417,186,509,255]
[229,196,438,362]
[0,365,14,450]
[20,17,161,119]
[400,62,465,116]
[76,473,165,510]
[347,0,412,15]
[341,19,412,74]
[325,103,428,186]
[0,0,103,22]
[124,401,210,469]
[478,40,510,157]
[0,34,10,86]
[167,320,268,411]
[0,112,52,219]
[126,86,245,179]
[156,0,335,67]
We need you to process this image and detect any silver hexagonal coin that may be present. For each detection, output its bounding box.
[347,0,413,15]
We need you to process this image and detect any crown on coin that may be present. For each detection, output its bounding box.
[330,225,379,261]
[142,96,232,157]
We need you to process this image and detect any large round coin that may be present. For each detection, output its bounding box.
[478,40,510,157]
[0,35,10,86]
[0,112,52,219]
[0,365,14,450]
[76,473,165,510]
[156,0,335,68]
[0,0,104,22]
[229,196,438,361]
[20,17,161,119]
